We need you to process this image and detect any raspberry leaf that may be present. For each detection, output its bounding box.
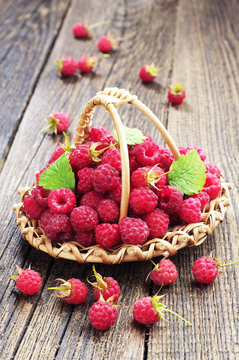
[112,125,147,145]
[168,150,206,195]
[39,153,75,191]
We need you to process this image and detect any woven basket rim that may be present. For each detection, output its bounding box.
[13,180,231,264]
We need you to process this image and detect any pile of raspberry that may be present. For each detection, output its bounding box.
[23,126,222,249]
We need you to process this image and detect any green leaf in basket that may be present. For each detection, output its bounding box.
[39,153,75,191]
[112,125,147,145]
[168,150,206,195]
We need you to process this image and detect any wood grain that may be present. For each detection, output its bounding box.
[0,0,71,172]
[147,0,239,359]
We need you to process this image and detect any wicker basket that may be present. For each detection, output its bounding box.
[13,87,231,264]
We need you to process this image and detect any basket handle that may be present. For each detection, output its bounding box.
[74,87,181,223]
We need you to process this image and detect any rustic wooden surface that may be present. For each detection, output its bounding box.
[0,0,238,359]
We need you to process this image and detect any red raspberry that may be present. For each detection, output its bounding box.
[144,208,169,239]
[75,231,96,247]
[133,294,191,326]
[69,144,91,170]
[35,165,50,183]
[92,266,120,303]
[131,166,166,189]
[158,185,183,214]
[192,257,219,284]
[178,146,206,162]
[89,126,115,146]
[89,300,118,330]
[47,112,70,133]
[49,278,88,304]
[96,199,119,223]
[119,217,149,245]
[168,83,186,105]
[40,210,74,241]
[48,145,65,164]
[72,23,89,38]
[70,206,98,232]
[129,153,139,174]
[203,172,221,200]
[31,186,51,210]
[80,191,103,209]
[139,64,165,83]
[47,188,76,214]
[77,167,95,193]
[102,148,121,173]
[150,259,178,285]
[205,163,221,179]
[108,183,122,204]
[78,56,97,73]
[178,198,201,223]
[23,195,43,219]
[191,191,210,209]
[133,296,158,325]
[129,187,158,214]
[134,141,160,166]
[10,265,42,295]
[93,164,120,193]
[95,223,120,248]
[97,36,114,52]
[158,147,174,171]
[56,56,77,77]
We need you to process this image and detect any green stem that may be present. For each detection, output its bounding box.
[162,309,192,326]
[220,261,238,267]
[89,20,109,29]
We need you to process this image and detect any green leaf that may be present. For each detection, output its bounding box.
[39,153,75,191]
[168,150,206,195]
[112,125,147,145]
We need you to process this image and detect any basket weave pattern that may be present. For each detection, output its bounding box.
[13,88,231,264]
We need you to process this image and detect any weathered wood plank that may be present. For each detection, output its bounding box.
[0,0,71,172]
[0,0,178,358]
[148,0,239,359]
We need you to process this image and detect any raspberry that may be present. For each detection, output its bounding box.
[150,259,178,285]
[49,278,88,304]
[78,56,97,73]
[77,167,95,193]
[72,23,89,38]
[75,231,96,247]
[131,166,166,189]
[95,223,120,248]
[89,300,118,330]
[178,146,206,162]
[108,183,122,204]
[205,163,221,179]
[96,199,119,223]
[89,126,115,146]
[56,56,77,77]
[203,172,221,200]
[23,194,43,219]
[92,164,120,193]
[70,206,98,232]
[80,191,103,209]
[168,83,186,105]
[133,294,191,326]
[178,198,202,223]
[40,210,74,241]
[119,217,149,245]
[31,186,51,210]
[10,265,42,295]
[192,257,219,284]
[102,148,121,173]
[129,153,139,174]
[129,187,158,214]
[48,145,65,164]
[92,266,120,303]
[46,112,70,134]
[134,141,160,166]
[69,144,91,170]
[158,185,183,214]
[139,64,164,83]
[158,147,174,171]
[97,36,114,52]
[144,208,169,239]
[191,191,210,209]
[47,188,76,214]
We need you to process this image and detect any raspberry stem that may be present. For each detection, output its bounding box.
[88,19,109,29]
[92,265,108,290]
[48,279,72,298]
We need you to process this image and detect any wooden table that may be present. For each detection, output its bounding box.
[0,0,238,359]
